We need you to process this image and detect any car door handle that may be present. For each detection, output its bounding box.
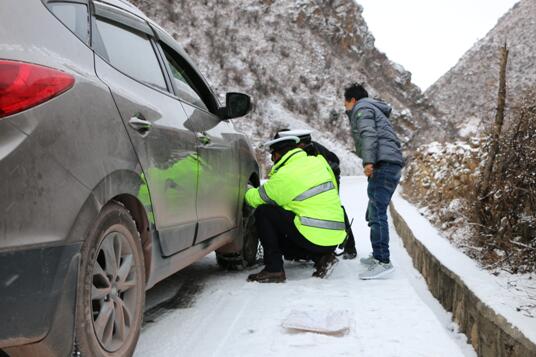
[128,117,152,134]
[196,132,211,145]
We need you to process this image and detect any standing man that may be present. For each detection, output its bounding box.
[276,129,357,259]
[245,136,346,283]
[344,83,404,279]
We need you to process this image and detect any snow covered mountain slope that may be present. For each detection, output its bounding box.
[130,0,449,175]
[425,0,536,137]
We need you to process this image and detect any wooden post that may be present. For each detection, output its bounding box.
[477,43,509,224]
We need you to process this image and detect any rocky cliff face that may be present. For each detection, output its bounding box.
[130,0,448,175]
[425,0,536,137]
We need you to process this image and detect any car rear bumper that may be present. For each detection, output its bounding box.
[0,242,81,354]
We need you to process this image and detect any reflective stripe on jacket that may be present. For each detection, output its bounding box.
[245,148,346,246]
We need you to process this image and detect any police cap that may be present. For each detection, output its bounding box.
[263,136,300,153]
[278,129,312,144]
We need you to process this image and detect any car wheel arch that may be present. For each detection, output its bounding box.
[70,169,154,282]
[110,194,152,282]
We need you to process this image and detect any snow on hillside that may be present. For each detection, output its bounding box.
[130,0,449,175]
[402,140,481,248]
[426,0,536,133]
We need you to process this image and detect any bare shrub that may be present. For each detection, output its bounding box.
[472,89,536,272]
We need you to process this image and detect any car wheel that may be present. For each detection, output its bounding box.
[75,202,145,357]
[240,204,259,266]
[216,204,259,270]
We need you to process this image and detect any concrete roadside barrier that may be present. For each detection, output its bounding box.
[390,202,536,357]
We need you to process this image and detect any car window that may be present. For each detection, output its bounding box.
[161,45,208,111]
[48,2,90,44]
[94,19,167,91]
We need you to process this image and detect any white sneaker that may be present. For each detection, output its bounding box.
[359,254,376,266]
[359,260,394,280]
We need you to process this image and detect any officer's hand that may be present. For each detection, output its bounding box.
[364,164,374,177]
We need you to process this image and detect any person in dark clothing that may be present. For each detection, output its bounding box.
[245,136,346,283]
[276,129,357,259]
[253,204,339,280]
[344,83,403,280]
[310,141,341,183]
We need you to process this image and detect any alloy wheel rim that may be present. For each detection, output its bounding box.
[91,231,138,352]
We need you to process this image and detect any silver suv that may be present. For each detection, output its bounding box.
[0,0,259,355]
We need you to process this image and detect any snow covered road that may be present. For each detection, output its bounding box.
[135,177,475,357]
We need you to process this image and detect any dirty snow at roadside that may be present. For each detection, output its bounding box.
[135,177,475,357]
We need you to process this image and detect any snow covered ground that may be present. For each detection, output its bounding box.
[135,177,475,357]
[393,192,536,344]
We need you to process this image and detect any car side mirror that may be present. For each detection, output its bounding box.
[219,92,251,119]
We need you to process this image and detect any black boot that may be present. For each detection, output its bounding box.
[342,247,357,260]
[247,268,286,283]
[312,253,338,278]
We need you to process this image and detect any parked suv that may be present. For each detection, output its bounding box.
[0,0,260,355]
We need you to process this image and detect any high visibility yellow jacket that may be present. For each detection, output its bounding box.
[245,148,346,247]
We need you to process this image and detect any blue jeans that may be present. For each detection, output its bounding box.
[366,162,401,263]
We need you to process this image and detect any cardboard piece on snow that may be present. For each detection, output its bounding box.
[282,309,352,336]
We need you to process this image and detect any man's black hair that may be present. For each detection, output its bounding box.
[344,83,369,102]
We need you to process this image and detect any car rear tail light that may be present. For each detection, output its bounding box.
[0,60,75,119]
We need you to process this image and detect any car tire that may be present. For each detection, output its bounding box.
[216,204,259,270]
[75,202,145,357]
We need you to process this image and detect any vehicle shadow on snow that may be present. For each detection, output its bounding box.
[143,263,215,325]
[142,255,264,325]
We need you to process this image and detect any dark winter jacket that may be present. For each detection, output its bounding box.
[347,98,404,167]
[312,141,340,180]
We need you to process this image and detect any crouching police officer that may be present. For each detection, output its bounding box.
[276,129,357,259]
[245,136,346,283]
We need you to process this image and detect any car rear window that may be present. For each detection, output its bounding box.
[48,2,90,45]
[94,19,167,91]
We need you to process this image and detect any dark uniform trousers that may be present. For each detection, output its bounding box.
[254,205,337,272]
[342,206,356,251]
[312,141,356,253]
[336,178,356,253]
